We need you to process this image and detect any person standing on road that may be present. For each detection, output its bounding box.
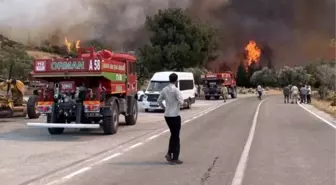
[291,85,299,104]
[197,84,201,97]
[257,84,263,100]
[288,84,293,99]
[221,85,228,102]
[307,85,312,104]
[157,73,184,165]
[283,85,290,103]
[300,85,307,104]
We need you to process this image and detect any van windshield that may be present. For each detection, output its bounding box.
[147,81,170,91]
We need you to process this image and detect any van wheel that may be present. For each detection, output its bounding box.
[145,109,149,112]
[186,99,191,109]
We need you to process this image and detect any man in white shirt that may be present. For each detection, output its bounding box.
[257,84,263,99]
[291,85,299,104]
[307,85,312,104]
[157,73,184,165]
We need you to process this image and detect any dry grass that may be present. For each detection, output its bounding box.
[311,98,336,117]
[26,50,60,59]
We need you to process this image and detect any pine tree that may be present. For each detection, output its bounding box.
[236,63,249,87]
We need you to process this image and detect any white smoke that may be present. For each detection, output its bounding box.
[0,0,190,46]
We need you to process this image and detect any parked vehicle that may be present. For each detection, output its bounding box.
[27,48,138,135]
[142,71,196,112]
[201,72,237,100]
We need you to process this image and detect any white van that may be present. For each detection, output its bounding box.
[142,71,196,112]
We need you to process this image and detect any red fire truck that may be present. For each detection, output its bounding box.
[201,72,237,100]
[27,48,138,135]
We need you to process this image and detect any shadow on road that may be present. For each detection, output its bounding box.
[112,161,169,166]
[0,122,137,142]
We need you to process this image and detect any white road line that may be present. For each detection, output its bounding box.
[183,119,191,124]
[62,167,91,180]
[147,134,159,141]
[45,180,60,185]
[298,104,336,129]
[129,142,143,149]
[161,129,169,134]
[101,153,122,162]
[231,98,267,185]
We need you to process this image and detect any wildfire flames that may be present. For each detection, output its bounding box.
[64,37,80,52]
[244,40,261,69]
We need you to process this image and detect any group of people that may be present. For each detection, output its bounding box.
[283,84,312,104]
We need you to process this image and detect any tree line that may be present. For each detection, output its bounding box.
[0,7,335,99]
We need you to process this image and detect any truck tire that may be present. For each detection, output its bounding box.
[46,114,64,135]
[48,128,64,135]
[27,95,41,119]
[231,88,237,99]
[205,96,210,100]
[125,98,138,125]
[102,97,119,135]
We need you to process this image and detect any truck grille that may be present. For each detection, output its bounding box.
[146,94,160,102]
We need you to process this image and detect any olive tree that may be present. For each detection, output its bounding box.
[277,66,310,86]
[250,67,277,87]
[315,64,336,99]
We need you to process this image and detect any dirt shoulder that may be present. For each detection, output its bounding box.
[311,98,336,118]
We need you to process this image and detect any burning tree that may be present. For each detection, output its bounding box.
[244,40,261,71]
[236,40,262,87]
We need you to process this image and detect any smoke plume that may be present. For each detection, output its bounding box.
[0,0,334,67]
[192,0,335,67]
[0,0,190,48]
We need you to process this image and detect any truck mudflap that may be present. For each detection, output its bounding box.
[27,123,100,129]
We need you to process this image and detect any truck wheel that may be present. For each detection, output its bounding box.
[102,97,119,135]
[48,128,64,135]
[125,99,138,125]
[46,114,64,135]
[205,96,210,100]
[27,95,41,119]
[231,88,237,99]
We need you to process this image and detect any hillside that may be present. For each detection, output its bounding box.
[0,35,61,80]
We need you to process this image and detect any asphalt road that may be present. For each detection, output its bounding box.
[0,95,335,185]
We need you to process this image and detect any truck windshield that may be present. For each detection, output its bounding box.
[147,81,170,91]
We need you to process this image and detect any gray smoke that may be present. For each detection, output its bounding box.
[0,0,334,67]
[191,0,335,67]
[0,0,190,48]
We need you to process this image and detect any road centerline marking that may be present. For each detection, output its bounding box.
[231,98,267,185]
[62,167,91,180]
[101,153,122,162]
[129,142,143,149]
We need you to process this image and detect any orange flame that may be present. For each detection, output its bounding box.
[64,37,80,52]
[244,40,261,68]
